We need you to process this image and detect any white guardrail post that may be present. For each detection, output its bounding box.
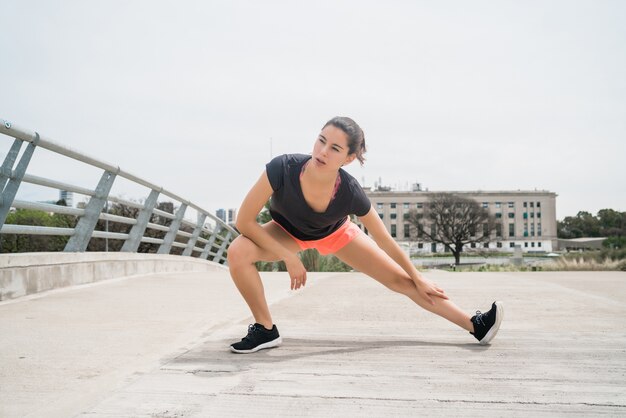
[0,131,39,226]
[120,189,160,252]
[64,170,118,252]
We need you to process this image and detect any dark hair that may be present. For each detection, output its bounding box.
[323,116,367,165]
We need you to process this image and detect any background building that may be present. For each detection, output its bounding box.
[58,190,73,207]
[360,189,558,253]
[216,208,238,226]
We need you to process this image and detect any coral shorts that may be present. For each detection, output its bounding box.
[272,218,363,255]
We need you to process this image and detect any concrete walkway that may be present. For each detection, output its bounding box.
[1,270,625,417]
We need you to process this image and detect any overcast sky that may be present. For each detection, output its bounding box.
[1,0,625,222]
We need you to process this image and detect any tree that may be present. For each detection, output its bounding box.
[407,193,500,266]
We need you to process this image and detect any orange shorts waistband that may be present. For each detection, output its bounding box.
[272,218,363,255]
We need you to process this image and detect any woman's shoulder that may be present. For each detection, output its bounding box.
[268,153,311,166]
[338,168,366,192]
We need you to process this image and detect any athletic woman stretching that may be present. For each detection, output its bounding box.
[227,116,503,353]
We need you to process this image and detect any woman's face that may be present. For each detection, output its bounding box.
[311,125,356,171]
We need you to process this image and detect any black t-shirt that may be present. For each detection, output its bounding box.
[265,153,371,241]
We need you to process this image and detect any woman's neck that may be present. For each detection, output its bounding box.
[303,159,339,185]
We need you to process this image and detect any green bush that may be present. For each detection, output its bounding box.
[1,209,76,253]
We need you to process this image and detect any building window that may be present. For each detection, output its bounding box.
[496,213,502,218]
[403,213,409,220]
[471,243,476,248]
[523,213,528,219]
[431,225,437,236]
[508,202,514,208]
[530,202,534,208]
[390,203,397,209]
[524,223,528,237]
[417,203,423,209]
[509,224,515,237]
[537,202,541,208]
[538,242,542,247]
[496,224,502,237]
[523,202,527,208]
[377,202,383,209]
[508,213,515,219]
[379,213,384,219]
[483,223,489,238]
[390,213,397,220]
[531,224,535,237]
[530,212,534,218]
[391,224,396,237]
[404,224,410,238]
[537,212,541,219]
[496,202,501,208]
[483,242,489,248]
[403,202,409,209]
[525,242,528,248]
[497,242,502,248]
[509,242,515,248]
[482,202,489,208]
[538,223,542,237]
[531,242,535,247]
[418,243,423,249]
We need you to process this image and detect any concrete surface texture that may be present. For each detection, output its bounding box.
[1,270,625,417]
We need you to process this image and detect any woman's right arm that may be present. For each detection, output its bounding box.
[235,171,307,288]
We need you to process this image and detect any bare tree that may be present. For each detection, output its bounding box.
[407,193,501,265]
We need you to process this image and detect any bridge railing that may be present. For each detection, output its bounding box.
[0,118,238,265]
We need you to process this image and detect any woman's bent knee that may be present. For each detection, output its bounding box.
[227,236,257,267]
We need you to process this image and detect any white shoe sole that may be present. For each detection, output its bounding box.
[230,336,283,354]
[479,301,504,345]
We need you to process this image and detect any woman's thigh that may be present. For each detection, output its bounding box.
[230,222,302,263]
[333,233,413,292]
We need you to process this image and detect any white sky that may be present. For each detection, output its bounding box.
[1,0,625,221]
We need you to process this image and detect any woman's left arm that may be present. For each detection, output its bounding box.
[358,207,449,304]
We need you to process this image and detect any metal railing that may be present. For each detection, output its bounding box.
[0,118,238,264]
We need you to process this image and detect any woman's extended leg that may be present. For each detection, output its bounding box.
[227,222,301,330]
[334,233,474,332]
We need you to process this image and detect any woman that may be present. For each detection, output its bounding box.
[227,116,503,353]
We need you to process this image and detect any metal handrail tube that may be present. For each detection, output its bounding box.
[146,223,170,232]
[22,173,95,197]
[91,231,129,240]
[140,237,164,245]
[12,200,85,216]
[99,213,137,225]
[176,231,193,238]
[196,236,209,244]
[152,208,176,220]
[1,224,74,235]
[171,241,187,249]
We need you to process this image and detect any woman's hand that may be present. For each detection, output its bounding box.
[414,277,449,305]
[284,254,307,290]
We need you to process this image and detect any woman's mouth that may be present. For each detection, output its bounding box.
[315,157,326,165]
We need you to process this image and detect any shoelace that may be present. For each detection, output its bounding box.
[243,324,261,342]
[474,310,486,326]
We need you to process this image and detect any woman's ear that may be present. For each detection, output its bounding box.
[344,154,357,166]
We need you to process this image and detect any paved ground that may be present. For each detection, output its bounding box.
[1,270,625,417]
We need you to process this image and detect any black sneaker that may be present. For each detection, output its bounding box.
[230,323,282,354]
[470,301,504,345]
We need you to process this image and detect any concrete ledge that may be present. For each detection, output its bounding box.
[0,252,227,301]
